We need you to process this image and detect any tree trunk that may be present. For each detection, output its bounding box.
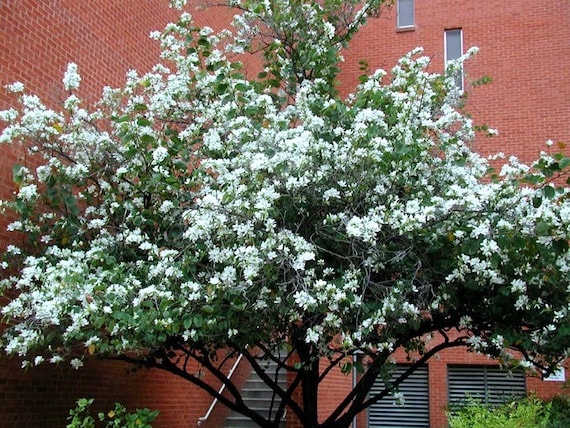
[300,357,320,427]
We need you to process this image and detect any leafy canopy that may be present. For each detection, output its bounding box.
[1,0,569,426]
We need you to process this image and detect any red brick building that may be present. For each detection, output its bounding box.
[1,1,569,427]
[341,0,570,163]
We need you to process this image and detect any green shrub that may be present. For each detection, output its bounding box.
[67,398,159,428]
[447,396,550,428]
[546,394,570,428]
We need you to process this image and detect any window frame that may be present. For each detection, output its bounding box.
[444,28,464,90]
[397,0,415,29]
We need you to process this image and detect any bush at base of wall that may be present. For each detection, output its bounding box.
[67,398,159,428]
[447,394,570,428]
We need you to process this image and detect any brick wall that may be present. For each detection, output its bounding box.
[341,0,570,163]
[0,356,220,428]
[0,1,260,427]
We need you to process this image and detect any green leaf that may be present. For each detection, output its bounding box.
[498,286,510,296]
[197,37,210,47]
[523,174,541,185]
[140,134,155,144]
[215,82,229,95]
[353,360,365,374]
[559,156,570,169]
[234,82,249,92]
[543,185,556,199]
[536,221,550,235]
[202,305,214,314]
[12,163,23,184]
[137,117,152,127]
[174,160,188,171]
[183,316,192,330]
[193,315,203,328]
[553,239,569,254]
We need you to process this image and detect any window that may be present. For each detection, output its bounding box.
[448,365,526,407]
[544,367,566,382]
[368,365,429,427]
[444,28,464,90]
[397,0,414,28]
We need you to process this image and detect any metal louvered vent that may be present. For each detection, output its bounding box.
[448,365,526,407]
[368,365,429,427]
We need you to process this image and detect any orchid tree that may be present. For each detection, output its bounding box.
[1,1,569,427]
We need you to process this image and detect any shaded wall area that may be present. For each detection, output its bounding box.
[0,356,216,427]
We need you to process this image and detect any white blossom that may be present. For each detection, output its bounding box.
[393,391,405,407]
[70,358,84,369]
[6,81,24,93]
[305,327,320,344]
[62,63,81,91]
[152,146,169,164]
[17,184,38,201]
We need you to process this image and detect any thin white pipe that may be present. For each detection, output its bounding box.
[197,354,244,426]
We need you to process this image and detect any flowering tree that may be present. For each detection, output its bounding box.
[1,1,570,427]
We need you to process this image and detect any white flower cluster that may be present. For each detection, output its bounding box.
[0,2,568,375]
[62,63,81,91]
